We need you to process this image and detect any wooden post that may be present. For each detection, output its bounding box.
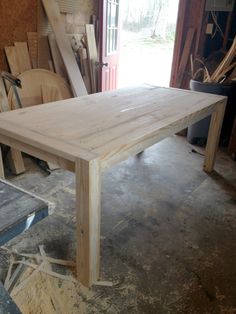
[0,146,5,179]
[75,158,101,287]
[8,149,25,175]
[203,100,227,173]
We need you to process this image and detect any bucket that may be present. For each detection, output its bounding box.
[187,79,236,146]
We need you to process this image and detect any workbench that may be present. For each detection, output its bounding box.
[0,85,227,287]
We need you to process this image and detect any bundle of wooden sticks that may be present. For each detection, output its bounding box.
[191,36,236,84]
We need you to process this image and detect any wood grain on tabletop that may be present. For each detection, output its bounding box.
[0,85,226,161]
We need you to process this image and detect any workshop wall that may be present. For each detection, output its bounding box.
[0,0,37,71]
[0,0,98,71]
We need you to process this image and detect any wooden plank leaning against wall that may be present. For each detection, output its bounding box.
[41,0,88,97]
[170,0,208,89]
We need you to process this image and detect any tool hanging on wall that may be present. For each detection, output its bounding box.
[1,71,22,108]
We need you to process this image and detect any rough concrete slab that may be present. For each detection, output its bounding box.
[1,136,235,313]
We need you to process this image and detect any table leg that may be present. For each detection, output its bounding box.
[9,149,25,175]
[203,101,226,173]
[0,146,5,179]
[76,158,101,287]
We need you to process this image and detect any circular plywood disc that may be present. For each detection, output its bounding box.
[8,69,73,109]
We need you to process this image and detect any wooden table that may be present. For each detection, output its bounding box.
[0,85,227,287]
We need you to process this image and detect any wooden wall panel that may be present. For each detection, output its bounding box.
[63,0,99,34]
[0,0,37,71]
[0,0,98,72]
[73,0,98,23]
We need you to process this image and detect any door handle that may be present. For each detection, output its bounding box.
[95,62,108,68]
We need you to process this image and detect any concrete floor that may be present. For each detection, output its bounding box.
[1,136,236,313]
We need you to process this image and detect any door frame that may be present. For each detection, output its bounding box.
[99,0,121,92]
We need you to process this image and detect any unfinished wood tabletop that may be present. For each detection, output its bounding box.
[0,85,226,165]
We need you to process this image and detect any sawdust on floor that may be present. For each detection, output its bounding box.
[12,270,95,314]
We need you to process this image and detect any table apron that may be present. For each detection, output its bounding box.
[100,101,224,170]
[0,134,75,172]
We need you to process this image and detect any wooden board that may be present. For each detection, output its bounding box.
[27,32,38,68]
[37,0,53,71]
[41,0,87,97]
[14,42,32,73]
[0,85,227,287]
[176,28,195,88]
[5,42,32,75]
[48,33,68,81]
[169,0,206,89]
[8,69,72,109]
[85,24,98,93]
[4,46,21,76]
[78,47,91,94]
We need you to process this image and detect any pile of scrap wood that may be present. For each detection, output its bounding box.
[191,36,236,84]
